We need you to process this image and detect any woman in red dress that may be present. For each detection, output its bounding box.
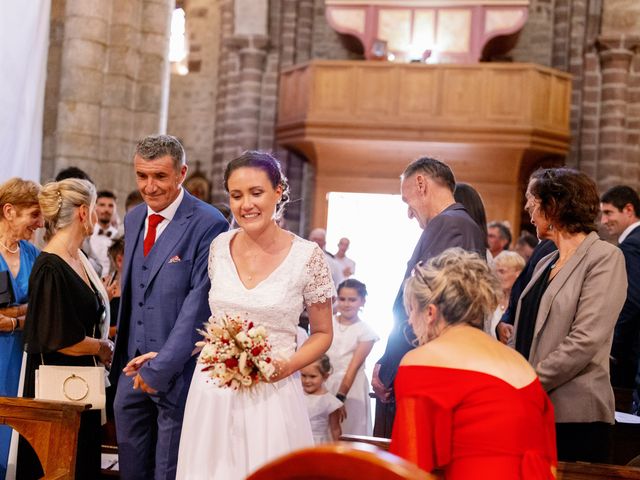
[390,248,557,479]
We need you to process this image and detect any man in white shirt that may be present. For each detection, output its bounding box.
[88,190,118,277]
[332,237,355,287]
[600,185,640,398]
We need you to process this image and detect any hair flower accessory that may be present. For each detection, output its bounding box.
[196,314,275,390]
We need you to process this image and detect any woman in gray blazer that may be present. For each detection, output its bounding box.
[512,168,627,463]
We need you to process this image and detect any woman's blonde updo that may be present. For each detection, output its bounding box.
[404,248,500,345]
[39,178,96,239]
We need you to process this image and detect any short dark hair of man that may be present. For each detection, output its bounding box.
[125,190,143,211]
[516,231,538,249]
[55,166,93,184]
[403,157,456,193]
[488,221,512,248]
[529,167,599,234]
[97,190,117,201]
[601,185,640,218]
[135,134,185,170]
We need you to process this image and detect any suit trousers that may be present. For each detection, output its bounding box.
[114,373,189,480]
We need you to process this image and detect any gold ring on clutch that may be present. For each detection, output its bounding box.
[62,374,90,402]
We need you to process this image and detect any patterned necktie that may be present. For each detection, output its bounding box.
[143,214,164,256]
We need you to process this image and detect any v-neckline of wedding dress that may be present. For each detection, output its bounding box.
[226,229,297,291]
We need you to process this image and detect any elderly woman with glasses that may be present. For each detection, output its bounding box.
[511,167,627,463]
[390,248,556,480]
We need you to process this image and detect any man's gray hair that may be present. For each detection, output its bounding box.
[402,157,456,193]
[135,134,185,170]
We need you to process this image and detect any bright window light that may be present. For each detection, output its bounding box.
[169,8,187,63]
[326,192,423,397]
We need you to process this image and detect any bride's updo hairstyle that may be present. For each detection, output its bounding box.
[223,151,290,219]
[404,248,500,345]
[39,178,96,239]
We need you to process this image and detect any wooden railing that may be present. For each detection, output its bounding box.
[340,434,640,480]
[0,397,88,479]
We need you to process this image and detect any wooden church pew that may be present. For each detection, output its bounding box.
[0,397,88,479]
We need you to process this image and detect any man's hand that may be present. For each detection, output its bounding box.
[496,322,514,344]
[123,352,158,376]
[133,373,158,394]
[371,363,392,403]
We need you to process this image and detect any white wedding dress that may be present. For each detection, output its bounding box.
[176,230,335,480]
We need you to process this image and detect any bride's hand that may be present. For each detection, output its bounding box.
[123,352,158,376]
[267,358,291,383]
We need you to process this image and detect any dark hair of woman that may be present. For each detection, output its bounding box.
[529,168,599,234]
[223,151,291,219]
[454,183,489,244]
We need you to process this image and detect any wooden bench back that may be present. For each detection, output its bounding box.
[0,397,87,480]
[247,442,428,480]
[341,434,640,479]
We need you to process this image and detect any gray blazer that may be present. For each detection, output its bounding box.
[511,232,627,423]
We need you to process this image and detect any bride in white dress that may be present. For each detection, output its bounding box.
[126,151,334,480]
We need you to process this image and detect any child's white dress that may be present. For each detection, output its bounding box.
[304,392,343,444]
[326,317,379,435]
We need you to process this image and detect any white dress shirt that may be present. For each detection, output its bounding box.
[144,187,185,240]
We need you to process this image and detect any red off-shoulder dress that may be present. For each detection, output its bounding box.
[390,366,557,479]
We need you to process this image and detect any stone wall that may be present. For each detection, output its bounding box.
[41,0,173,206]
[167,0,221,184]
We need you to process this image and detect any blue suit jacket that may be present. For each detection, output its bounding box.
[378,203,487,388]
[112,190,228,394]
[611,225,640,388]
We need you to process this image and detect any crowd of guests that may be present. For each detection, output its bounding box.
[0,135,638,479]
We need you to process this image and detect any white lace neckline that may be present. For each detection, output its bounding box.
[226,229,298,291]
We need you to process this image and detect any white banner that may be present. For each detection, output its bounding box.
[0,0,51,182]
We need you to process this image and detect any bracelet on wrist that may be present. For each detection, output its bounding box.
[336,393,347,403]
[10,317,16,333]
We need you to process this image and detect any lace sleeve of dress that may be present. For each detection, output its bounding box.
[303,245,336,306]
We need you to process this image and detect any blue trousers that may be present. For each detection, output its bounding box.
[114,372,191,480]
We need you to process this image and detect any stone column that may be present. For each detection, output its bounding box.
[295,0,314,63]
[54,0,111,177]
[211,0,236,202]
[234,37,269,151]
[41,0,67,181]
[133,0,173,138]
[577,50,601,180]
[101,0,143,199]
[596,37,634,190]
[625,45,640,190]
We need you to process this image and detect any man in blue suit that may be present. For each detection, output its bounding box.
[600,186,640,401]
[113,135,228,479]
[371,157,487,437]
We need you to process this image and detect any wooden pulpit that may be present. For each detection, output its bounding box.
[0,397,88,479]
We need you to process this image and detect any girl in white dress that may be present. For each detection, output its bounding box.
[125,152,335,480]
[326,279,379,436]
[301,355,342,444]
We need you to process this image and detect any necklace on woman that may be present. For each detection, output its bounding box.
[0,239,19,254]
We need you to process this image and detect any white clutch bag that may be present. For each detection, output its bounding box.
[35,364,106,410]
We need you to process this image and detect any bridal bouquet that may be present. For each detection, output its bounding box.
[196,315,276,390]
